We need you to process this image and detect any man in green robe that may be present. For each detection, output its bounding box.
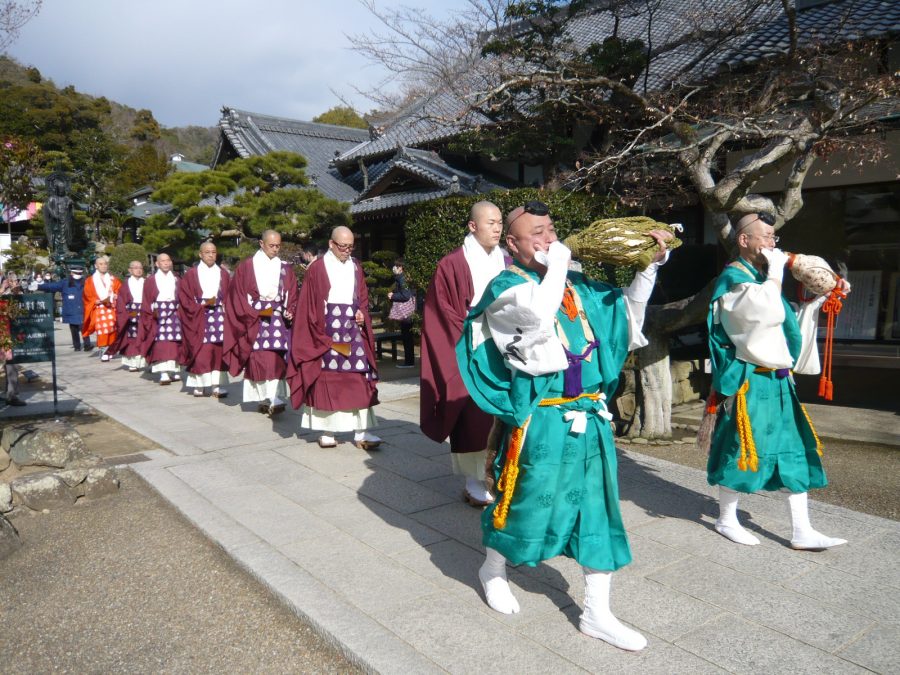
[457,200,672,651]
[706,211,849,550]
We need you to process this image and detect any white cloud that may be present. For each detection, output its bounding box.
[5,0,462,127]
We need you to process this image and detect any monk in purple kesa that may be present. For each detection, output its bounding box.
[178,241,231,398]
[287,225,382,449]
[420,200,508,506]
[223,230,299,417]
[138,253,183,385]
[107,260,148,372]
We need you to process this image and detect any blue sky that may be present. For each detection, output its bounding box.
[5,0,464,128]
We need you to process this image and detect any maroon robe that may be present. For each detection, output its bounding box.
[137,273,182,364]
[178,265,230,375]
[287,257,378,412]
[420,247,495,453]
[223,255,298,381]
[107,281,141,357]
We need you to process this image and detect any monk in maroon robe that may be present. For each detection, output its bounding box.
[138,253,182,385]
[108,260,147,372]
[420,201,507,505]
[179,241,231,398]
[288,226,381,449]
[223,230,298,416]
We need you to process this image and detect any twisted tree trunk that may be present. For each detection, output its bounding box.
[628,278,715,438]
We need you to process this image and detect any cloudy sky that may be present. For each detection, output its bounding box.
[6,0,463,128]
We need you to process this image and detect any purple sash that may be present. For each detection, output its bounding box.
[563,340,599,398]
[321,302,370,373]
[155,300,182,342]
[126,301,140,338]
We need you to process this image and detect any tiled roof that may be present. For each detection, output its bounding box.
[350,188,458,216]
[335,0,893,165]
[722,0,900,67]
[350,147,503,217]
[356,147,500,200]
[334,91,491,166]
[216,107,370,203]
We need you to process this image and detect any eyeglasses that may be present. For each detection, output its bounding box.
[508,200,551,228]
[757,234,780,243]
[331,240,354,252]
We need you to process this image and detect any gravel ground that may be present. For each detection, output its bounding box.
[619,433,900,521]
[1,469,359,674]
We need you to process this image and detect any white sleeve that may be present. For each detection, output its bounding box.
[716,280,794,369]
[622,254,668,350]
[793,295,826,375]
[482,282,568,377]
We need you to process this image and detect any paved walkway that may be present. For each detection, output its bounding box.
[5,325,899,673]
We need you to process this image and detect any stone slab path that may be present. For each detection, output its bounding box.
[5,325,898,673]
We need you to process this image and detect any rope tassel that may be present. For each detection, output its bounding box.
[819,285,846,402]
[493,417,531,530]
[735,380,758,472]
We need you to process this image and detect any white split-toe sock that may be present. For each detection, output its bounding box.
[354,431,381,443]
[159,372,171,383]
[465,477,494,503]
[580,568,647,651]
[478,547,519,614]
[788,492,847,550]
[715,486,760,545]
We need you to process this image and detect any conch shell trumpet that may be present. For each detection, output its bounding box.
[786,253,839,295]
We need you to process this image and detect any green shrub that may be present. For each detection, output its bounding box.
[109,242,149,279]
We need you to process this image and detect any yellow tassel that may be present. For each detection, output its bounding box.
[799,403,824,457]
[493,417,530,530]
[735,380,758,472]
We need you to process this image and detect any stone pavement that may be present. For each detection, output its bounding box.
[4,324,899,674]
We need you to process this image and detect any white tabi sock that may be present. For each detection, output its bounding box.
[580,568,647,651]
[787,491,847,550]
[271,396,284,407]
[159,372,171,383]
[465,477,493,503]
[354,430,381,443]
[478,547,519,614]
[715,486,760,546]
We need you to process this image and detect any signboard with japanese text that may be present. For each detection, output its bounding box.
[9,292,55,363]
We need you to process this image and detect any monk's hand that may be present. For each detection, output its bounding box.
[354,309,364,325]
[648,229,674,264]
[837,278,852,296]
[331,341,351,357]
[283,310,293,322]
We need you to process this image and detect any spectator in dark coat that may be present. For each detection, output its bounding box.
[38,266,92,351]
[387,257,416,368]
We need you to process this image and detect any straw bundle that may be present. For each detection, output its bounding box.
[564,217,683,270]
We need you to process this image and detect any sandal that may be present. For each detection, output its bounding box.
[463,491,495,508]
[317,437,338,448]
[352,440,382,450]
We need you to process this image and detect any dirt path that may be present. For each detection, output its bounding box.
[1,413,360,674]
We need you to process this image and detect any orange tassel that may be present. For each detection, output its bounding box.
[819,284,845,402]
[705,391,718,415]
[561,288,578,321]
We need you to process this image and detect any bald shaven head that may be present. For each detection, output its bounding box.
[329,225,355,263]
[467,200,503,254]
[259,230,282,259]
